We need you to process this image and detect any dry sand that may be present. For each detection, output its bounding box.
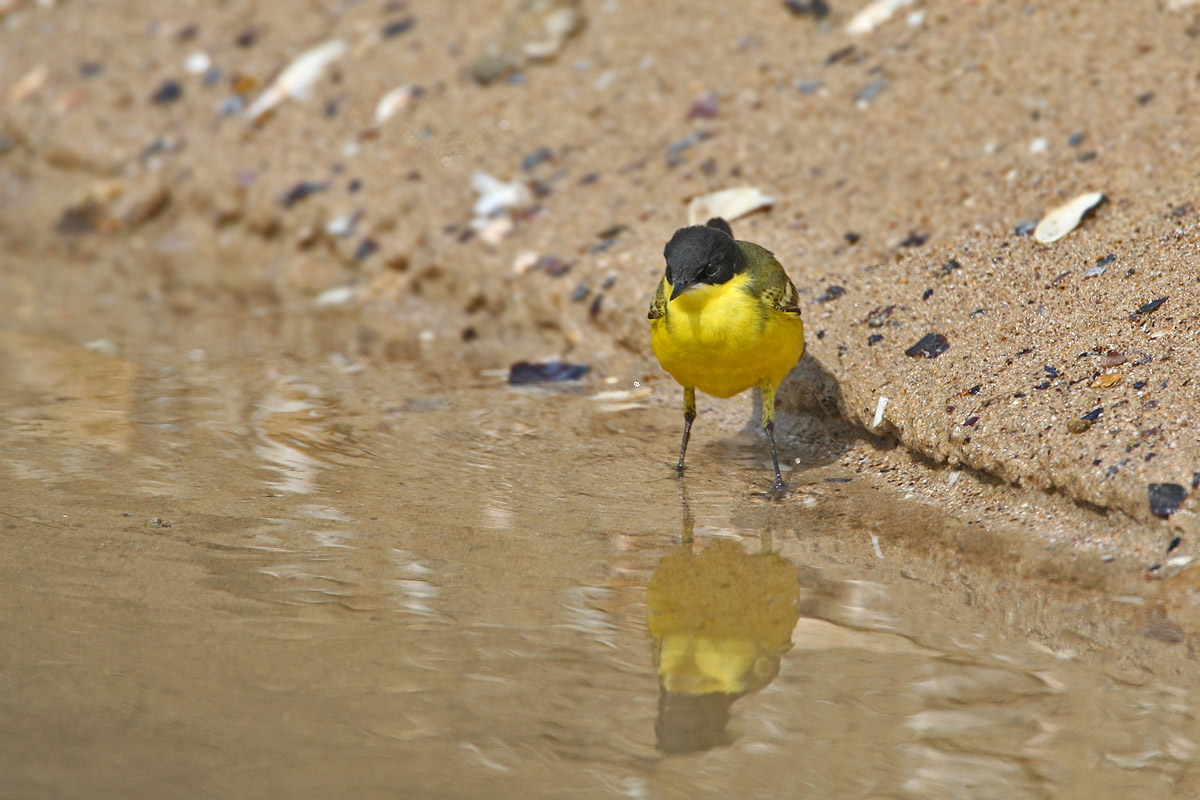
[3,0,1200,546]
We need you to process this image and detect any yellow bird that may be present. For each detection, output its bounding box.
[648,218,805,495]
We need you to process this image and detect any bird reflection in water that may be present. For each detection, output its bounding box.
[645,483,801,754]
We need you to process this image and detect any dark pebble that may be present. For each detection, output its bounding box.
[970,308,985,318]
[1134,381,1147,390]
[905,333,949,359]
[348,178,363,193]
[900,231,928,248]
[825,44,856,65]
[508,361,589,385]
[1096,253,1116,268]
[854,78,886,105]
[1082,407,1104,422]
[1014,218,1038,236]
[940,259,960,275]
[1129,296,1168,319]
[1034,382,1050,390]
[843,231,861,245]
[79,61,104,78]
[55,203,98,235]
[1193,472,1200,490]
[1168,536,1183,553]
[234,27,260,47]
[964,416,979,427]
[521,147,553,171]
[967,385,981,394]
[687,91,719,120]
[570,283,590,302]
[816,285,845,302]
[795,79,822,94]
[354,238,378,261]
[279,181,329,208]
[541,256,571,276]
[1044,365,1060,378]
[666,130,710,166]
[151,79,183,105]
[382,17,416,38]
[1138,91,1155,106]
[1068,132,1085,147]
[867,334,883,346]
[1149,483,1187,518]
[591,236,620,254]
[589,294,604,317]
[783,0,830,17]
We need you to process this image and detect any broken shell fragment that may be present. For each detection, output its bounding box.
[1033,191,1105,244]
[472,171,532,219]
[471,0,585,85]
[686,187,774,226]
[846,0,912,34]
[371,85,417,128]
[246,39,347,123]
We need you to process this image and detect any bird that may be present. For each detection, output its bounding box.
[648,218,805,496]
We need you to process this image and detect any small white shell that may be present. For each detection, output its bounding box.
[686,186,774,226]
[846,0,913,35]
[246,39,347,122]
[471,171,532,219]
[1033,191,1105,244]
[372,85,416,128]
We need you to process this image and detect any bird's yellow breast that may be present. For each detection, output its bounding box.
[650,273,805,399]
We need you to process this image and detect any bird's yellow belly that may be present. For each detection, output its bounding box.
[650,280,805,399]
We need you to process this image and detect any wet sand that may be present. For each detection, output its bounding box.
[2,342,1200,797]
[3,0,1199,548]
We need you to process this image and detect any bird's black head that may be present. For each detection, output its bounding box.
[663,218,744,300]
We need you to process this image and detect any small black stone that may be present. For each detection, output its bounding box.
[1082,407,1103,422]
[921,288,933,301]
[1149,483,1187,519]
[279,181,329,208]
[1130,296,1168,319]
[867,334,883,346]
[521,147,553,171]
[150,79,183,105]
[816,285,845,302]
[905,333,949,359]
[508,361,589,385]
[382,17,416,38]
[783,0,830,18]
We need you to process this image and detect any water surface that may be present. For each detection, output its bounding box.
[1,329,1197,798]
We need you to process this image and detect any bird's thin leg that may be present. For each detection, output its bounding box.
[677,387,696,473]
[762,383,786,497]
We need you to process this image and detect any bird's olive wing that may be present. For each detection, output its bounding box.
[647,277,668,320]
[763,273,801,317]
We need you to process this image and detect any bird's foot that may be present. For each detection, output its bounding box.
[766,477,788,500]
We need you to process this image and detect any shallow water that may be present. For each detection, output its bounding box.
[2,327,1199,799]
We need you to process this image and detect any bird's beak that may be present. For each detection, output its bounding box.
[669,280,692,301]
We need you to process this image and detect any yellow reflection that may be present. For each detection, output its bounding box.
[646,528,801,754]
